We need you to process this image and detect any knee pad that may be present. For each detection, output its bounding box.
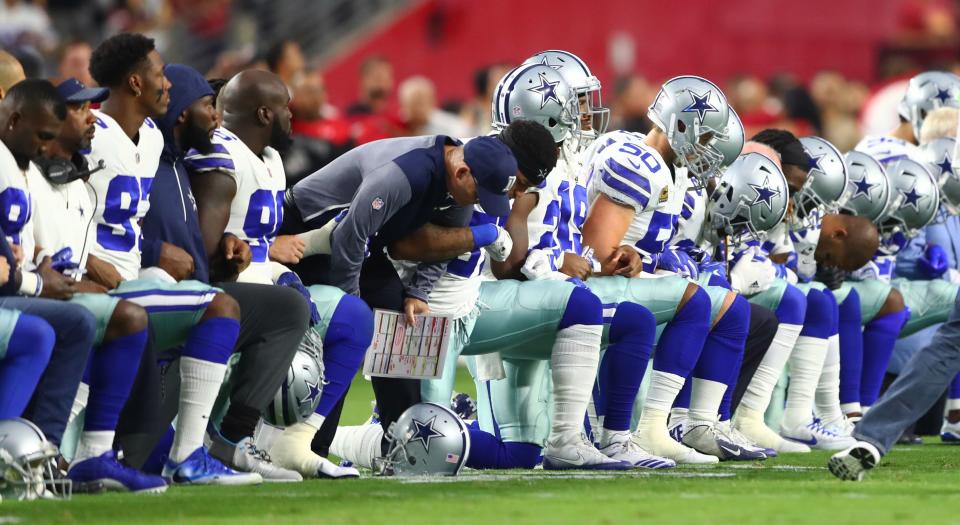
[775,284,807,326]
[558,286,603,329]
[677,287,711,322]
[325,294,374,348]
[609,301,656,344]
[801,288,833,339]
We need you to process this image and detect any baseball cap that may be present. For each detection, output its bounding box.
[56,78,109,104]
[463,135,518,217]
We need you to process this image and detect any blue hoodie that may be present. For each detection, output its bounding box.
[142,64,215,282]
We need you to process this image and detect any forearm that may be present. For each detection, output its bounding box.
[389,224,475,262]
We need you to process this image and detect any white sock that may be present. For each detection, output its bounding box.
[740,323,802,412]
[69,383,89,426]
[599,428,630,448]
[642,370,686,414]
[330,424,384,469]
[947,399,960,411]
[861,405,871,413]
[548,324,601,441]
[305,412,325,431]
[841,402,862,415]
[170,357,227,463]
[815,334,844,424]
[781,335,829,429]
[688,378,726,425]
[72,430,114,464]
[669,407,689,425]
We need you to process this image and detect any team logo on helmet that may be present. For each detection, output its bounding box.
[681,90,719,124]
[528,72,562,110]
[302,379,322,405]
[807,152,825,173]
[749,173,781,211]
[935,87,953,104]
[936,154,953,177]
[851,175,874,200]
[409,416,444,452]
[536,55,563,71]
[900,185,923,210]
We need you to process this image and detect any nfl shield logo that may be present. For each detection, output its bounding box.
[512,105,522,117]
[372,197,384,210]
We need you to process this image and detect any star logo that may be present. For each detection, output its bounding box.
[901,186,922,210]
[851,173,874,200]
[807,152,825,173]
[409,416,444,452]
[538,55,563,71]
[936,154,954,177]
[748,175,780,211]
[302,379,321,405]
[935,87,953,104]
[528,72,561,109]
[681,90,719,125]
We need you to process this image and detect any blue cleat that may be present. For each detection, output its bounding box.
[162,447,263,486]
[68,450,167,494]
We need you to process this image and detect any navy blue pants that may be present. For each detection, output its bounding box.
[0,297,97,445]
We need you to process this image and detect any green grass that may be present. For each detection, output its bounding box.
[3,371,960,525]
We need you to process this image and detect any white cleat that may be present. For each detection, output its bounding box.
[828,441,881,481]
[682,422,767,461]
[632,424,719,465]
[209,436,302,483]
[940,418,960,443]
[733,408,810,453]
[543,432,632,471]
[269,422,360,479]
[599,436,676,469]
[717,420,774,458]
[781,418,857,451]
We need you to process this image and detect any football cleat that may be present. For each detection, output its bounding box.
[632,422,719,465]
[209,436,302,483]
[828,441,881,481]
[67,450,167,494]
[450,392,477,421]
[717,420,775,458]
[667,419,685,443]
[733,407,810,453]
[162,447,263,486]
[269,421,360,479]
[781,418,857,451]
[543,432,632,471]
[682,422,766,461]
[941,419,960,443]
[599,435,676,469]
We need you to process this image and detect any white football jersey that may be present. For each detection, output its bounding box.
[526,145,590,271]
[672,179,709,251]
[26,169,95,272]
[855,135,923,167]
[0,141,36,267]
[585,130,686,270]
[85,110,164,280]
[184,128,286,285]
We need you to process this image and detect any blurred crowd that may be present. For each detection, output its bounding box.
[2,0,960,182]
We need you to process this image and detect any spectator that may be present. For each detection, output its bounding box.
[52,40,94,87]
[265,39,305,91]
[0,50,25,99]
[284,71,354,184]
[609,74,654,133]
[0,0,58,53]
[397,75,470,138]
[460,63,511,136]
[347,55,393,116]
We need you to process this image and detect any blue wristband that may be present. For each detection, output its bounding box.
[470,223,498,250]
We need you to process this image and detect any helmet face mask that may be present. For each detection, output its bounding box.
[375,403,470,477]
[707,152,788,244]
[491,64,580,148]
[0,419,69,501]
[523,50,609,146]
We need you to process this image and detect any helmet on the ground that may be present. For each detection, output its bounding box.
[648,75,730,185]
[922,137,960,215]
[491,63,579,145]
[898,71,960,140]
[878,157,940,237]
[263,329,325,427]
[376,403,470,476]
[523,50,609,145]
[794,136,849,225]
[707,152,789,242]
[0,418,67,501]
[840,151,893,222]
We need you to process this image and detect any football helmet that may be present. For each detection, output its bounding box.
[0,418,68,501]
[878,157,940,237]
[708,152,789,242]
[898,71,960,140]
[922,137,960,214]
[376,403,470,476]
[523,50,609,144]
[716,107,745,168]
[841,151,893,222]
[263,328,325,428]
[794,136,849,225]
[491,63,579,145]
[648,75,730,185]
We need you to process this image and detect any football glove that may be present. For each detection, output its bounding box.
[483,226,513,262]
[814,265,845,290]
[729,246,776,295]
[918,244,948,279]
[658,247,699,279]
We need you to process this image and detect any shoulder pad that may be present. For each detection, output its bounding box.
[592,142,665,211]
[183,141,236,176]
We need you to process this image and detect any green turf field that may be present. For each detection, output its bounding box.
[3,371,959,525]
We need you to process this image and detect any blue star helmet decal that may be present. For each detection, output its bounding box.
[935,86,953,104]
[901,186,922,210]
[937,154,954,177]
[302,379,321,405]
[409,416,444,452]
[807,152,825,173]
[748,175,780,211]
[538,55,563,71]
[681,90,719,125]
[851,173,874,200]
[528,72,561,110]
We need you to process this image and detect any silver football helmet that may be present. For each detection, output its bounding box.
[794,136,849,226]
[898,71,960,140]
[0,418,68,501]
[648,75,730,185]
[708,152,789,242]
[922,137,960,214]
[523,50,609,145]
[716,107,744,168]
[491,63,579,145]
[263,328,326,428]
[878,157,940,237]
[376,403,470,476]
[841,151,893,222]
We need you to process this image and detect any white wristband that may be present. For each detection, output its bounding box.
[18,271,42,296]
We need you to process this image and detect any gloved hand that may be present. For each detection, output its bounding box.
[277,271,321,326]
[729,246,776,295]
[699,261,728,282]
[50,247,79,274]
[657,247,699,279]
[918,244,949,279]
[814,265,845,290]
[483,225,513,262]
[848,261,880,282]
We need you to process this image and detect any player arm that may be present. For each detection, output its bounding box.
[892,228,927,279]
[388,223,475,262]
[581,193,636,275]
[189,169,237,260]
[490,191,537,280]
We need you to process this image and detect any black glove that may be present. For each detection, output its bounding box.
[814,266,844,290]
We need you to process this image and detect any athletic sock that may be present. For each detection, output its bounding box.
[948,374,960,411]
[690,295,749,424]
[330,424,384,469]
[782,289,833,429]
[466,422,541,469]
[649,287,712,407]
[316,296,373,417]
[170,317,240,463]
[860,309,909,407]
[600,302,655,433]
[815,334,844,424]
[75,328,148,461]
[837,289,863,414]
[718,350,744,422]
[0,314,54,419]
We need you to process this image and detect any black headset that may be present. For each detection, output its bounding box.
[34,154,105,185]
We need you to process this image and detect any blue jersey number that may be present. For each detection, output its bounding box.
[618,143,661,173]
[243,190,284,262]
[635,210,678,259]
[97,175,151,252]
[0,188,31,246]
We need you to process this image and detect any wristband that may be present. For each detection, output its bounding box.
[18,271,42,297]
[470,223,498,250]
